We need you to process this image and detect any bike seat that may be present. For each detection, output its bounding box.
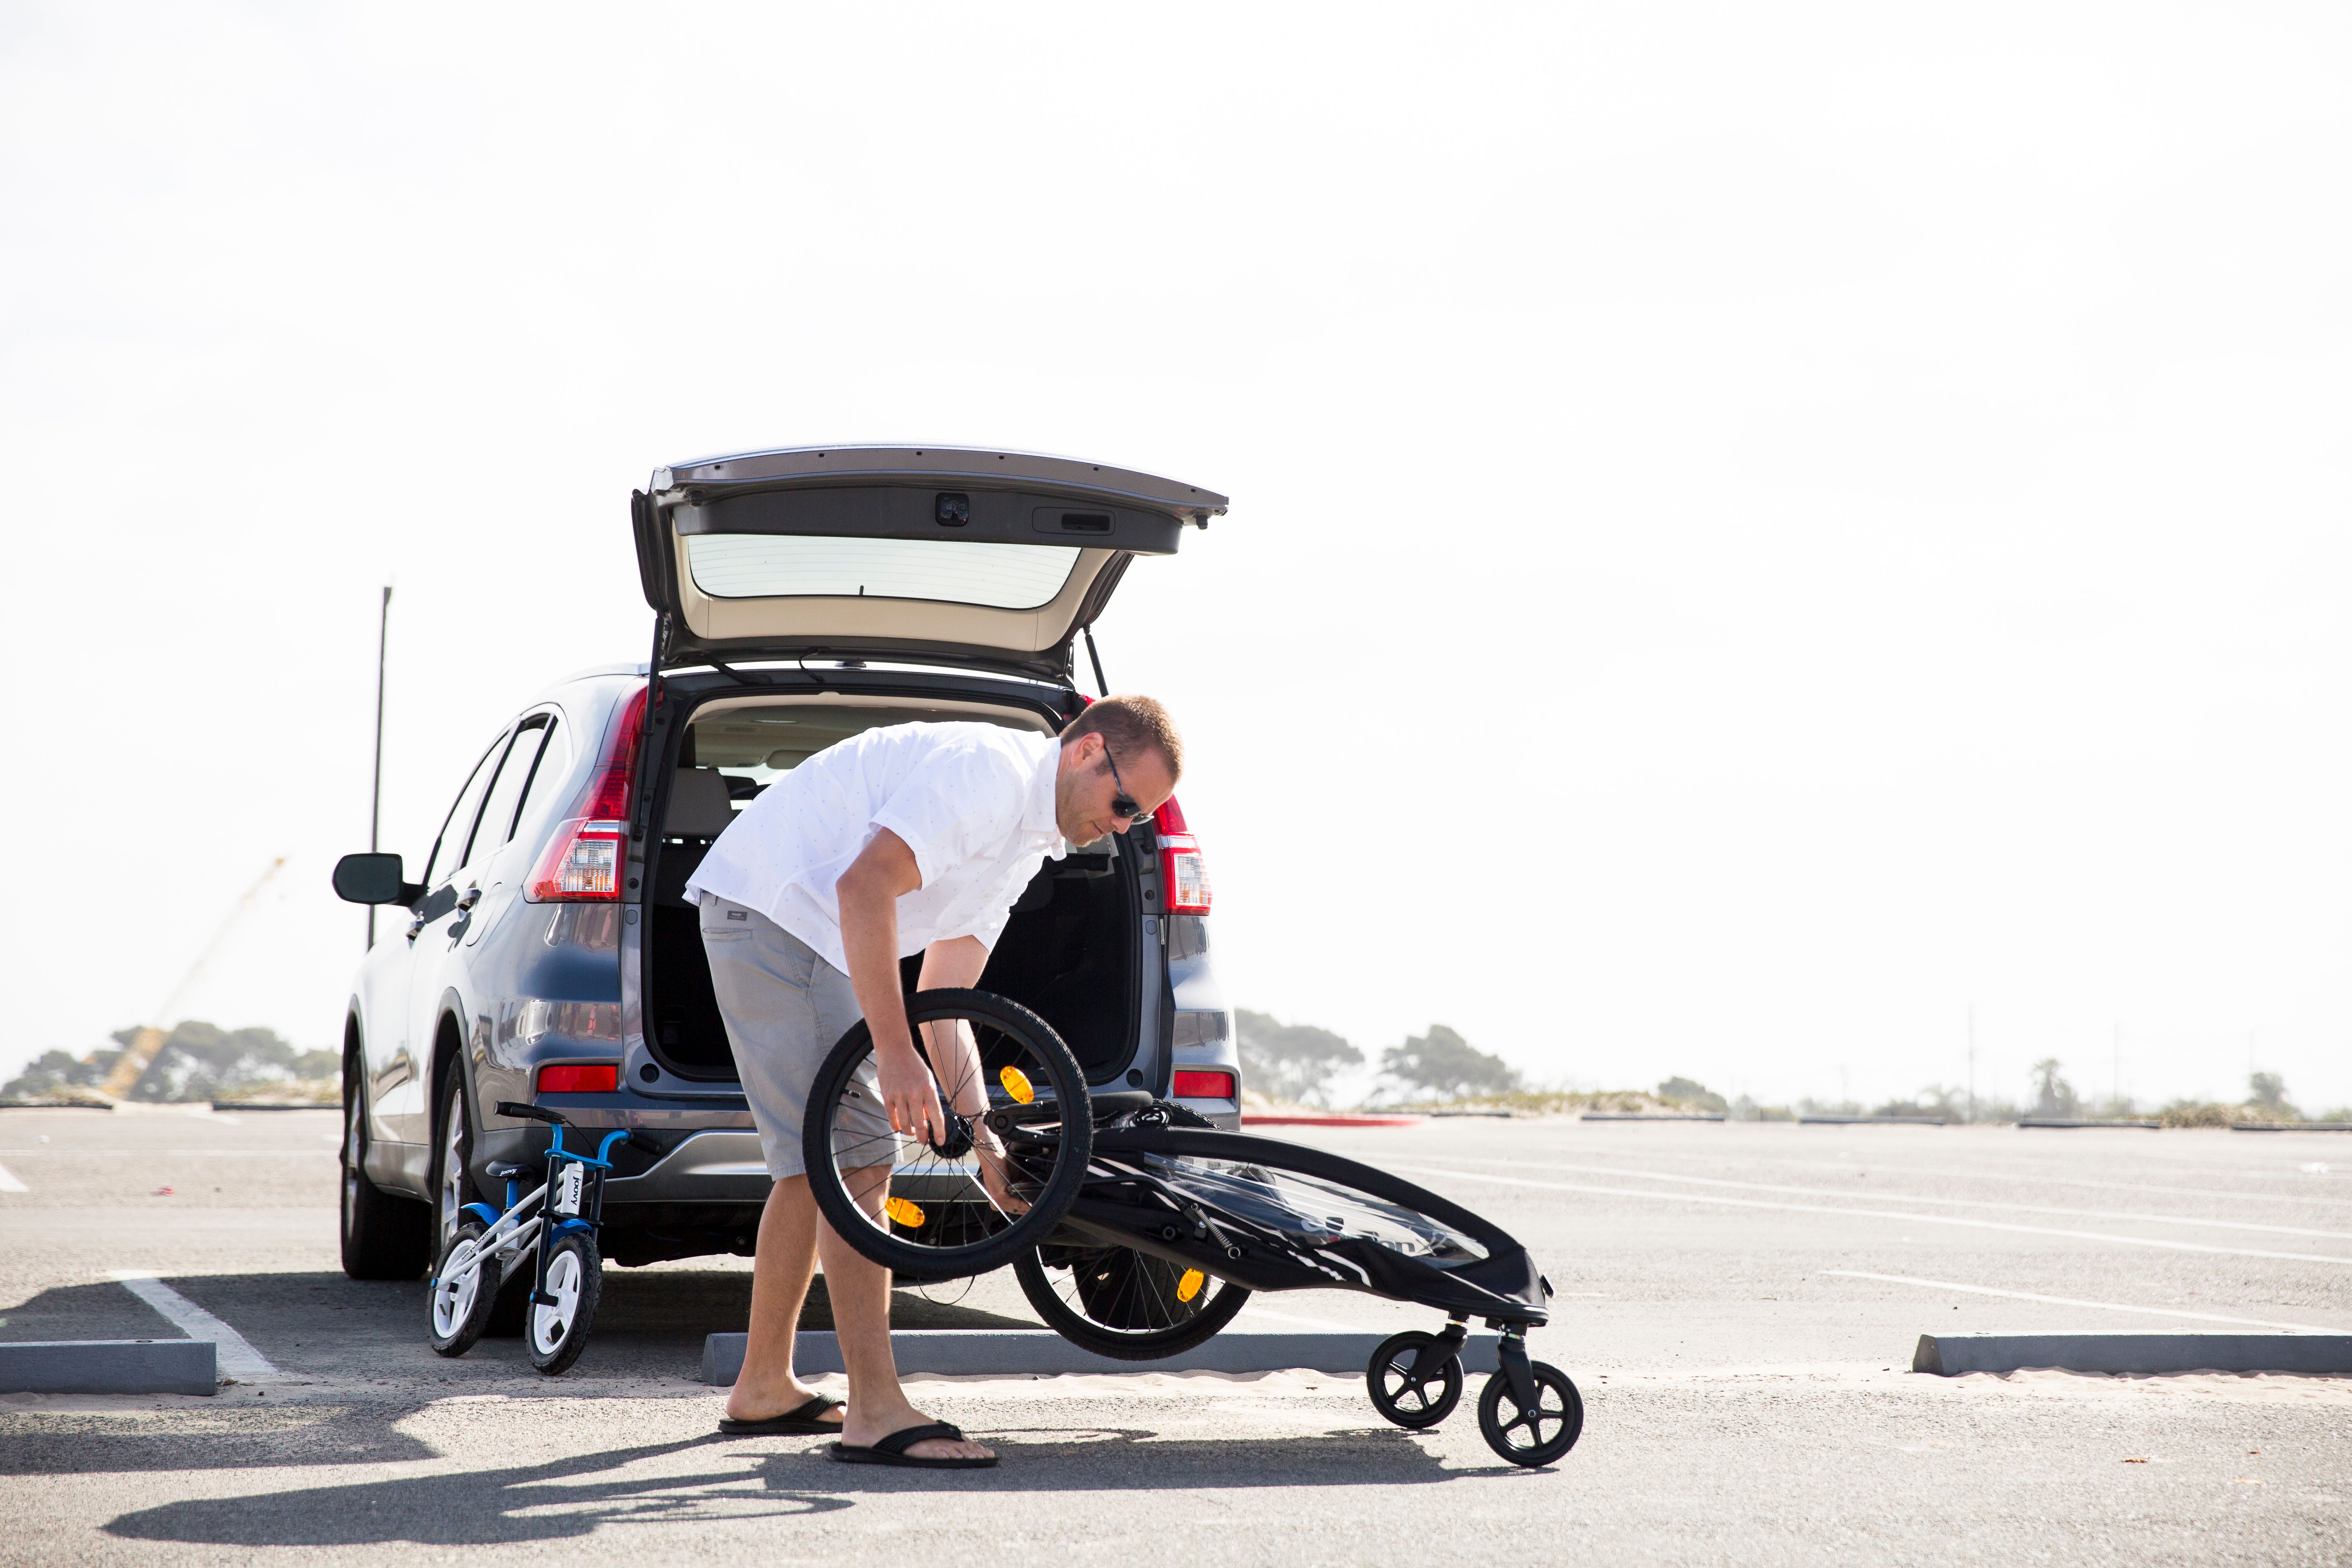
[486,1161,538,1183]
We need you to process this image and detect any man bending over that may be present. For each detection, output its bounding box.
[685,695,1184,1468]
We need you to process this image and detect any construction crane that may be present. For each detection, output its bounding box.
[98,856,290,1101]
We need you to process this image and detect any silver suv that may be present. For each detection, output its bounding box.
[331,446,1240,1280]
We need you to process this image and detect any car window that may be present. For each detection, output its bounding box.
[468,715,553,865]
[421,730,511,889]
[685,536,1081,609]
[508,716,567,843]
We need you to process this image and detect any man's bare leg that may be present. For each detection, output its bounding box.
[724,1176,845,1427]
[825,1162,994,1461]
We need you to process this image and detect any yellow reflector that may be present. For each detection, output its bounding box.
[999,1065,1035,1104]
[884,1196,925,1229]
[1176,1269,1205,1303]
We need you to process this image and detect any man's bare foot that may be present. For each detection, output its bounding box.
[725,1377,845,1426]
[843,1397,994,1462]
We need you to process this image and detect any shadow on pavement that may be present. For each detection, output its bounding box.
[0,1399,445,1475]
[102,1427,1460,1546]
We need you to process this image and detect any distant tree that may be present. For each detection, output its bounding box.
[0,1049,111,1100]
[5,1023,330,1103]
[1877,1085,1966,1120]
[1656,1077,1728,1114]
[1379,1025,1520,1100]
[1234,1009,1363,1107]
[2029,1059,2078,1118]
[2247,1072,2298,1119]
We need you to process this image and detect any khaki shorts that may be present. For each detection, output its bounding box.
[697,896,892,1180]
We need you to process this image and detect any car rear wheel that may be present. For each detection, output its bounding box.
[340,1053,430,1281]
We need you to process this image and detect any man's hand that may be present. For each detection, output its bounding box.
[874,1037,946,1147]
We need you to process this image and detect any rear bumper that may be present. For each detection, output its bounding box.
[603,1128,773,1204]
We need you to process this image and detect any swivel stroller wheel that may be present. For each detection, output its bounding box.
[1477,1360,1583,1467]
[1365,1331,1463,1429]
[528,1231,602,1376]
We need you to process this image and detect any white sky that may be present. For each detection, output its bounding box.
[4,2,2348,1113]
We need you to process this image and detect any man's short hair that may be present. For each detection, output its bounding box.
[1062,694,1184,783]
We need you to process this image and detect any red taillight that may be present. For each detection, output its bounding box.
[525,686,647,904]
[537,1063,618,1093]
[526,818,626,900]
[1173,1069,1235,1099]
[1154,798,1211,914]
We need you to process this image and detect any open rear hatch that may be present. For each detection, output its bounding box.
[632,445,1227,681]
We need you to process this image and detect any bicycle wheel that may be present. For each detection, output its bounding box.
[426,1221,497,1358]
[1014,1241,1250,1360]
[804,989,1092,1279]
[528,1230,602,1376]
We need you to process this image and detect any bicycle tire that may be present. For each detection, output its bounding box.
[1013,1243,1250,1360]
[426,1221,497,1358]
[804,989,1092,1278]
[528,1230,601,1376]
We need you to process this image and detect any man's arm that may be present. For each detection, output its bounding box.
[913,935,1027,1214]
[915,936,989,1113]
[834,828,940,1144]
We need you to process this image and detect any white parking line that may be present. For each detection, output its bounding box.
[0,1161,25,1192]
[1235,1303,1379,1332]
[1739,1158,2352,1210]
[1822,1269,2336,1332]
[1387,1164,2352,1267]
[1418,1156,2352,1241]
[109,1271,283,1381]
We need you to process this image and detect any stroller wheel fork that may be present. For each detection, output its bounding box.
[1494,1326,1539,1411]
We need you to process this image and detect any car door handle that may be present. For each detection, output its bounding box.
[456,886,483,912]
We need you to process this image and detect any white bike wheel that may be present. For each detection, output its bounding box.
[428,1222,495,1357]
[527,1231,601,1376]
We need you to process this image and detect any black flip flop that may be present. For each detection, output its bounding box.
[717,1395,846,1436]
[830,1421,997,1469]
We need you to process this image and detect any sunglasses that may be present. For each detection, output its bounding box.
[1100,744,1145,825]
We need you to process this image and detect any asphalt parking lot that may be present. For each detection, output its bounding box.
[3,1105,2349,1565]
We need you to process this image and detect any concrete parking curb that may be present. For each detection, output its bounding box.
[0,1339,216,1394]
[702,1329,1502,1383]
[1800,1115,1947,1126]
[1240,1114,1423,1128]
[1914,1332,2352,1376]
[1581,1113,1724,1122]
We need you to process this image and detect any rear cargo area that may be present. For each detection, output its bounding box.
[641,695,1141,1085]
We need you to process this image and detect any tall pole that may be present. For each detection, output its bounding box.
[1966,1003,1976,1125]
[2112,1022,2121,1118]
[367,586,391,949]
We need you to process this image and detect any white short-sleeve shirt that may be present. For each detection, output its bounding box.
[683,721,1066,973]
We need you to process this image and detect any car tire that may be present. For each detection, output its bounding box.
[436,1069,530,1336]
[341,1052,431,1281]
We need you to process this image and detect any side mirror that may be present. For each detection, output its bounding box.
[333,853,421,906]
